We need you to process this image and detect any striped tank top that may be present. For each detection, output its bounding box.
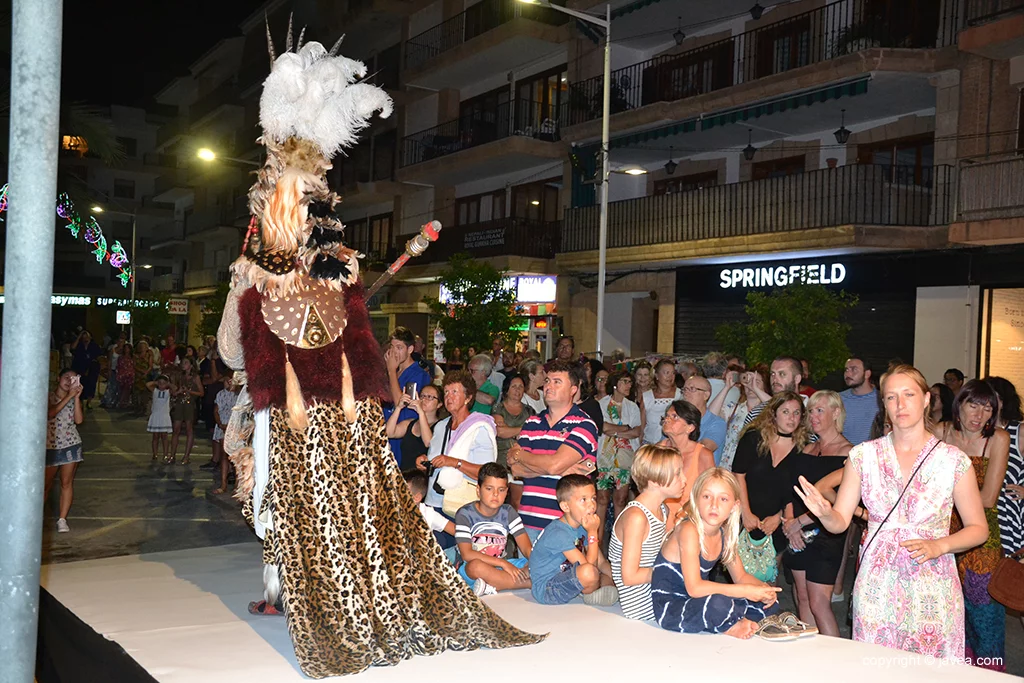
[609,501,668,620]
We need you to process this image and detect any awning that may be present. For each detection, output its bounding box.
[609,76,871,149]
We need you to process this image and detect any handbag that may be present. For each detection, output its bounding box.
[439,420,496,517]
[988,549,1024,611]
[738,529,778,583]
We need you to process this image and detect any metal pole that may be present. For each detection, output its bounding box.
[130,212,137,344]
[594,3,611,360]
[0,1,63,681]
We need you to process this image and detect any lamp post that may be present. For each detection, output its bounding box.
[91,205,137,344]
[518,0,611,358]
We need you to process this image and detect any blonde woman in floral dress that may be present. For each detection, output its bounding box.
[795,365,988,659]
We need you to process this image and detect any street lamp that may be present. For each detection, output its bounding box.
[518,0,611,358]
[91,204,138,344]
[196,147,261,167]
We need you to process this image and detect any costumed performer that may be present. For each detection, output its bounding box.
[216,23,544,679]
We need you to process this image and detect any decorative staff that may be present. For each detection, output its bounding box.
[366,220,442,297]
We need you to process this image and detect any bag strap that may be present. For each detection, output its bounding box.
[440,419,454,453]
[861,439,940,558]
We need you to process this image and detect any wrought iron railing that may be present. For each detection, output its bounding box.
[401,99,560,167]
[957,157,1024,221]
[563,0,964,126]
[561,164,952,252]
[966,0,1024,25]
[404,0,568,72]
[421,217,560,263]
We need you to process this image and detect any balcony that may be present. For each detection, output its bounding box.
[559,164,952,266]
[960,0,1024,58]
[399,99,563,184]
[950,157,1024,245]
[563,0,962,130]
[155,117,187,151]
[421,217,560,264]
[184,268,231,292]
[404,0,568,90]
[153,169,193,203]
[189,86,244,127]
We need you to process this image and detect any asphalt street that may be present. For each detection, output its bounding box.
[41,405,254,565]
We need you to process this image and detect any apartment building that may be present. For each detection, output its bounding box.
[148,0,1024,386]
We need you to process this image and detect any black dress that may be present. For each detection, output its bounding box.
[400,420,435,471]
[783,451,848,584]
[731,430,799,552]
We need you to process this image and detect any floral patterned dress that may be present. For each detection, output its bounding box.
[849,435,970,659]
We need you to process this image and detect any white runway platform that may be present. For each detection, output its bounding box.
[41,542,1011,682]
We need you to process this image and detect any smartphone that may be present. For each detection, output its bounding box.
[403,382,418,401]
[70,375,81,388]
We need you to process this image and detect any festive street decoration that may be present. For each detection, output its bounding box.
[1,184,133,287]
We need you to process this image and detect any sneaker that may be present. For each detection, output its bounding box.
[582,585,618,606]
[56,518,70,533]
[473,578,496,597]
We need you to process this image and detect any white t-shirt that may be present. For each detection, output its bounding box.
[424,416,497,509]
[419,503,450,532]
[522,391,546,414]
[642,388,683,445]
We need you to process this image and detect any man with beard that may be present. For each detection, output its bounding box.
[839,357,877,445]
[743,356,804,426]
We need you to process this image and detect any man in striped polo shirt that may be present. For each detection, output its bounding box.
[507,360,599,541]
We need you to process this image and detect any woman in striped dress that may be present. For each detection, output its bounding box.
[609,444,684,620]
[987,377,1024,555]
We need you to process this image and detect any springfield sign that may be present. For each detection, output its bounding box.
[720,262,847,290]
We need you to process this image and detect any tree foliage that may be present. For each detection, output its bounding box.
[424,254,521,357]
[715,284,857,382]
[131,293,173,341]
[194,282,231,341]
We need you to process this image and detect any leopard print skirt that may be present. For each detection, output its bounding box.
[265,399,544,678]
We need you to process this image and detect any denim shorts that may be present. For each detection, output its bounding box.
[537,564,584,605]
[46,444,83,467]
[457,556,528,586]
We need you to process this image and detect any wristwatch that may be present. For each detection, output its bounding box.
[455,460,462,470]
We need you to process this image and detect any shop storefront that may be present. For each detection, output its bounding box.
[672,246,1024,387]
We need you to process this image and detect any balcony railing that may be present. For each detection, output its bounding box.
[404,0,568,72]
[561,164,952,252]
[401,99,560,167]
[189,86,242,125]
[957,157,1024,221]
[421,217,560,263]
[966,0,1024,25]
[563,0,964,126]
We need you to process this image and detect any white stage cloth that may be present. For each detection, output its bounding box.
[41,543,1010,682]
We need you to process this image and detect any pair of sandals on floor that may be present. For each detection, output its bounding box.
[755,611,818,640]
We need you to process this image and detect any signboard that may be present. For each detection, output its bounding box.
[439,275,558,305]
[168,298,189,316]
[0,294,92,306]
[116,310,132,325]
[719,263,847,290]
[463,227,505,250]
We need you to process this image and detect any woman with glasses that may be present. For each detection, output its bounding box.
[387,383,444,472]
[657,400,715,519]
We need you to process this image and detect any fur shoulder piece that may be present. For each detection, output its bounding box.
[260,41,393,159]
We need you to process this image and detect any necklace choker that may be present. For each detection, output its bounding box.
[777,431,794,438]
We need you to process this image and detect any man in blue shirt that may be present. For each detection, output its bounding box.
[384,326,432,464]
[839,357,877,446]
[683,376,727,465]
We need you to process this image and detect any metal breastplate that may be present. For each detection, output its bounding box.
[260,277,346,349]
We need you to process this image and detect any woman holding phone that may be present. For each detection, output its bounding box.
[46,369,85,532]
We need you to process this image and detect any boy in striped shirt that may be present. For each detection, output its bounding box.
[507,360,599,540]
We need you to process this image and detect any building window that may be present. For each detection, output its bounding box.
[752,155,806,180]
[643,41,734,105]
[858,135,934,185]
[117,136,138,157]
[1017,90,1024,155]
[113,179,136,199]
[756,16,811,79]
[456,190,506,226]
[654,171,718,195]
[511,179,559,222]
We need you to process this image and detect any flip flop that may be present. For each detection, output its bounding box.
[777,611,818,637]
[754,614,797,641]
[248,600,284,616]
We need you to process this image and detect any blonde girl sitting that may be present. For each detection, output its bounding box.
[608,444,685,620]
[651,468,782,638]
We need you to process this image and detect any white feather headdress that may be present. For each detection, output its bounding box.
[260,39,393,159]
